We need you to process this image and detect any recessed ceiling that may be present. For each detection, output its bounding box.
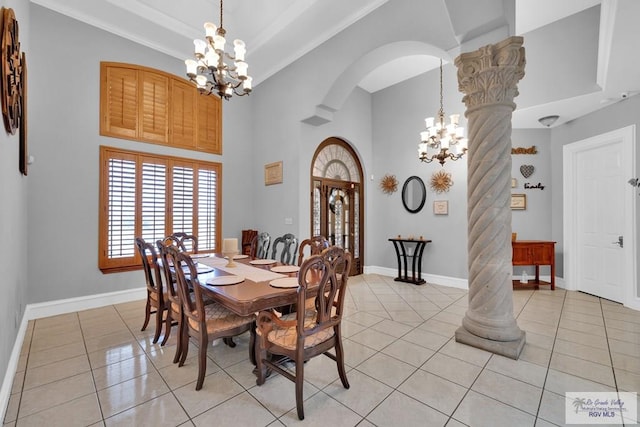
[30,0,640,128]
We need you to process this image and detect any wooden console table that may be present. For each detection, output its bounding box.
[512,240,556,290]
[389,237,431,285]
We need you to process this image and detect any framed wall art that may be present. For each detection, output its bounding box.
[433,200,448,215]
[264,161,283,185]
[511,193,526,210]
[1,7,22,135]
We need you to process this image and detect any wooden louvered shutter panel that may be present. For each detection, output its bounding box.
[100,64,138,139]
[140,71,169,144]
[99,147,138,270]
[140,156,168,244]
[170,79,197,150]
[171,161,195,236]
[197,93,222,154]
[197,165,220,252]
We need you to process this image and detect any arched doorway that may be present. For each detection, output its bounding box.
[310,138,364,275]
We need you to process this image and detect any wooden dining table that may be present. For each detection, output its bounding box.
[190,254,318,367]
[193,254,313,316]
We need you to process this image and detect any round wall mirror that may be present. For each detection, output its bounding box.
[401,176,426,213]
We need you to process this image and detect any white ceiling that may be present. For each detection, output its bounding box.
[30,0,640,129]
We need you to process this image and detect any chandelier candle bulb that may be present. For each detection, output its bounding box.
[194,39,207,57]
[185,59,198,76]
[233,40,246,61]
[235,62,248,78]
[243,76,252,91]
[204,22,217,39]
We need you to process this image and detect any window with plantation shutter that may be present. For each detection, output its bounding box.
[99,146,221,273]
[100,62,222,154]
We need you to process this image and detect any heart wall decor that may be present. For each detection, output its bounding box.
[520,165,535,178]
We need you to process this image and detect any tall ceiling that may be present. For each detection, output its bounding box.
[30,0,640,128]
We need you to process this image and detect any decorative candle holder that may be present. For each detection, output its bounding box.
[223,251,238,267]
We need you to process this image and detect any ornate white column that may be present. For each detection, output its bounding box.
[454,36,526,359]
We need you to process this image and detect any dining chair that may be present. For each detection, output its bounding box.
[156,240,189,361]
[297,235,330,266]
[241,229,258,255]
[165,245,255,390]
[270,233,299,265]
[255,246,352,420]
[161,232,198,254]
[135,237,167,344]
[250,232,270,259]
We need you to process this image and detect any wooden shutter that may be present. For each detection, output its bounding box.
[171,162,195,235]
[139,71,169,144]
[197,166,219,251]
[197,93,222,154]
[100,64,138,139]
[100,62,221,154]
[170,79,197,149]
[140,157,168,244]
[99,148,138,270]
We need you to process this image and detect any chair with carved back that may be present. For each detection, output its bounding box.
[135,237,167,344]
[255,246,352,420]
[165,245,256,390]
[241,229,258,256]
[156,239,189,361]
[271,233,299,265]
[297,236,330,266]
[161,232,198,254]
[249,232,271,259]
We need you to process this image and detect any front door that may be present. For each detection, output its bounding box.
[310,138,364,276]
[564,126,636,305]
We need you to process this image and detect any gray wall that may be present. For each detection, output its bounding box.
[27,4,253,304]
[0,0,30,389]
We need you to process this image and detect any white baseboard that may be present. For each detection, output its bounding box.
[25,288,146,320]
[364,266,469,289]
[363,266,563,292]
[0,309,29,425]
[0,287,146,423]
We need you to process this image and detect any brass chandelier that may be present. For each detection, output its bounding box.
[185,0,252,100]
[418,59,467,166]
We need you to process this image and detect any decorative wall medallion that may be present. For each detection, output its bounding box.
[520,164,534,178]
[430,170,453,194]
[1,7,22,135]
[379,174,398,194]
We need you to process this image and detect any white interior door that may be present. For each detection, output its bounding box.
[564,126,636,306]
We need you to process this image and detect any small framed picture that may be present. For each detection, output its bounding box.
[511,178,517,188]
[433,200,448,215]
[264,161,283,185]
[511,193,526,210]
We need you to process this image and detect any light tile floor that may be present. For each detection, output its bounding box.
[4,274,640,426]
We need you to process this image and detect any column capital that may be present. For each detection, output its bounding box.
[455,36,525,110]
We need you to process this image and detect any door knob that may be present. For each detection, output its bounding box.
[612,236,623,248]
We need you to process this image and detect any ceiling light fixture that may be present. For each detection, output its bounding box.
[185,0,252,100]
[538,115,559,127]
[418,59,467,166]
